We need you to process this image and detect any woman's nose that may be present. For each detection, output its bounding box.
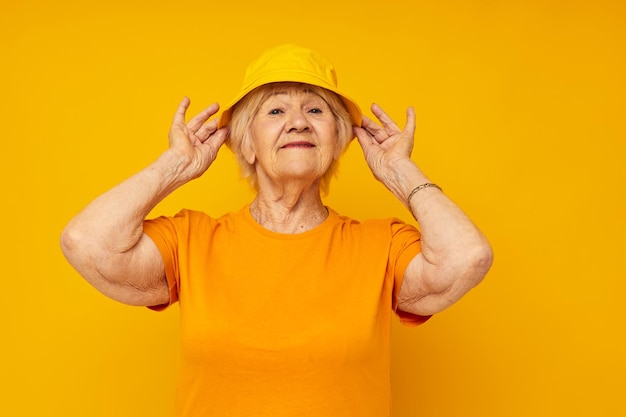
[285,110,310,132]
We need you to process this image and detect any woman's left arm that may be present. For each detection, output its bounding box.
[354,104,493,316]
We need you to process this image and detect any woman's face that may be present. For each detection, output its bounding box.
[245,86,339,186]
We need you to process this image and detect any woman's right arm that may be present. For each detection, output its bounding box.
[60,98,229,306]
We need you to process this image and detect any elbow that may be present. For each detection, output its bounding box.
[437,239,493,293]
[463,239,494,288]
[60,221,92,262]
[402,241,493,316]
[60,223,80,259]
[60,222,95,271]
[60,224,93,282]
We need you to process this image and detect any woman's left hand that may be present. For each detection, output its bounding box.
[353,104,418,198]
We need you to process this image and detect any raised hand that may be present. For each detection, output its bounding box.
[167,97,229,181]
[353,103,416,187]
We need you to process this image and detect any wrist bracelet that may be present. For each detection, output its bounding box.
[407,183,442,204]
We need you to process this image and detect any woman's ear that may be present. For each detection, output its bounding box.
[241,133,256,165]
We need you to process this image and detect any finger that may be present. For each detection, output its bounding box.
[186,103,220,132]
[361,115,387,144]
[404,106,416,137]
[195,118,219,142]
[371,103,401,134]
[199,127,229,162]
[172,97,191,126]
[209,127,229,150]
[353,126,376,153]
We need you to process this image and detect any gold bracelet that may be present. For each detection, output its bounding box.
[407,183,442,204]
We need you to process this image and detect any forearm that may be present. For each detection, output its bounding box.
[354,104,492,314]
[61,150,188,270]
[386,159,493,294]
[60,98,226,305]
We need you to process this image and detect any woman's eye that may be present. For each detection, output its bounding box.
[309,108,322,114]
[269,109,282,115]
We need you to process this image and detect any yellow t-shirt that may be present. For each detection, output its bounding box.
[143,205,428,416]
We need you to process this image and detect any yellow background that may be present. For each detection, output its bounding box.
[1,0,624,415]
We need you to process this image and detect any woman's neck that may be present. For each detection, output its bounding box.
[250,181,328,234]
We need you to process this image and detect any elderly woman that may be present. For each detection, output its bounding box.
[61,44,492,416]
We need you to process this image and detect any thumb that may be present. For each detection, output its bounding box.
[208,127,229,150]
[353,126,375,155]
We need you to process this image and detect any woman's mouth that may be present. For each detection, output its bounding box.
[281,141,315,148]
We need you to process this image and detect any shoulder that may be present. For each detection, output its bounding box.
[144,207,251,237]
[147,208,236,225]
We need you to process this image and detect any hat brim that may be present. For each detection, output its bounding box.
[217,72,362,130]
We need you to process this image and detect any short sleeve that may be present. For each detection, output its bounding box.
[143,212,186,311]
[388,220,432,327]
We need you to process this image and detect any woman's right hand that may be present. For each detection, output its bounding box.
[167,97,229,181]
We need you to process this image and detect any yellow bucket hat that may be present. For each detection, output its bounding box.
[218,44,362,128]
